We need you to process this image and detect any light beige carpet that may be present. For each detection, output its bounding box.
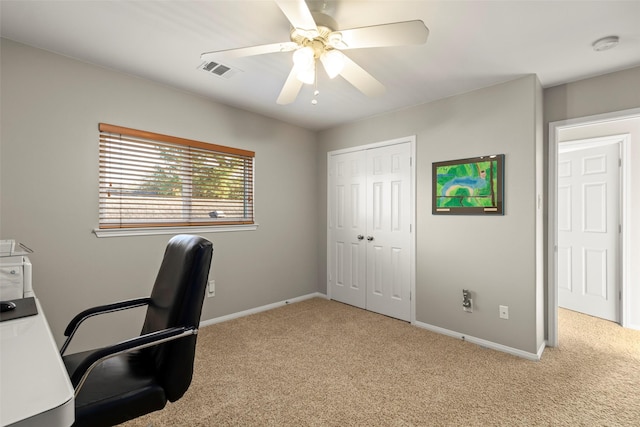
[122,298,640,426]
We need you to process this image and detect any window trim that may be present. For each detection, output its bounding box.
[97,123,255,233]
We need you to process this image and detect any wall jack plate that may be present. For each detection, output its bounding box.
[499,305,509,319]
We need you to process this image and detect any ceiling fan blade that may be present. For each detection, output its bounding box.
[339,55,385,97]
[333,20,429,50]
[201,42,298,61]
[277,65,304,105]
[275,0,318,39]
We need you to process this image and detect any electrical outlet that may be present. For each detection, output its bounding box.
[207,280,215,298]
[463,298,473,313]
[499,305,509,319]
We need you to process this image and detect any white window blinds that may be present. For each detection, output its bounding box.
[99,123,254,229]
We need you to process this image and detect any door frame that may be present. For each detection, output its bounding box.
[548,108,639,347]
[327,135,417,323]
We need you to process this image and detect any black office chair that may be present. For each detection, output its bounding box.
[60,234,213,427]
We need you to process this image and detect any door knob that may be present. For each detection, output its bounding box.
[367,236,374,241]
[357,235,364,240]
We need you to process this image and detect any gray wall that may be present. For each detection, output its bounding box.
[545,67,640,330]
[3,35,638,357]
[545,67,640,121]
[0,39,319,351]
[317,76,544,354]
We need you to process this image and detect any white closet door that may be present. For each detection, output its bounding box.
[364,143,412,321]
[328,150,367,309]
[328,141,413,321]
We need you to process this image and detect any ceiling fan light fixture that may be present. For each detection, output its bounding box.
[296,65,316,85]
[320,49,345,79]
[293,46,316,84]
[293,46,315,68]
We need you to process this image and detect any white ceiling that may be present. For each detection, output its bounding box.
[2,1,639,131]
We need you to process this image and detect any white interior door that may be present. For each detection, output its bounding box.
[558,141,620,321]
[364,143,412,321]
[328,150,367,309]
[328,141,413,321]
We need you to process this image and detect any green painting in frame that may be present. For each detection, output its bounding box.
[432,154,504,215]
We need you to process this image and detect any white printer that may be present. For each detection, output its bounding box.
[0,240,33,300]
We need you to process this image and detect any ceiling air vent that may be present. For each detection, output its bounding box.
[197,61,241,79]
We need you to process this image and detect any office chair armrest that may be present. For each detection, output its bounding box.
[60,297,151,355]
[70,326,197,394]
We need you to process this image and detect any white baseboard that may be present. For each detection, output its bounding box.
[413,320,543,361]
[536,341,546,359]
[622,322,640,331]
[199,292,328,328]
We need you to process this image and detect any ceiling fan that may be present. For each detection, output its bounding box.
[200,0,429,105]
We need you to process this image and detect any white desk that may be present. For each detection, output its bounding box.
[0,298,74,427]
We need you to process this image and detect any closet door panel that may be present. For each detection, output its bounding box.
[328,151,366,308]
[365,143,412,321]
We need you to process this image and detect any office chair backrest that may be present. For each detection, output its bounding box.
[141,234,213,402]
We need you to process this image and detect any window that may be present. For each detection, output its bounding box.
[98,123,254,230]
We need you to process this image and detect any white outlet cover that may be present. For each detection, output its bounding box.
[499,305,509,319]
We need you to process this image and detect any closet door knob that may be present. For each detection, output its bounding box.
[357,235,364,241]
[367,236,374,241]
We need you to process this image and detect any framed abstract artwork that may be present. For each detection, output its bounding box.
[432,154,504,215]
